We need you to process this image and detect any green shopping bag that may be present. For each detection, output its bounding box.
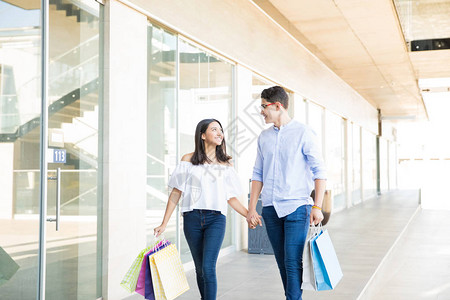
[121,245,154,293]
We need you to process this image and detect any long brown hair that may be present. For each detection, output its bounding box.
[191,119,231,165]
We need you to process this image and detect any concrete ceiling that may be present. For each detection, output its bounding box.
[254,0,450,121]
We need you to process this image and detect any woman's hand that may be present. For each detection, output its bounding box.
[154,224,166,237]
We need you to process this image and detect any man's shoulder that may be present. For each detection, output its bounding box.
[286,120,310,134]
[258,126,273,138]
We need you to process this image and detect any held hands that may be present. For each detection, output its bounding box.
[246,209,262,229]
[310,207,324,225]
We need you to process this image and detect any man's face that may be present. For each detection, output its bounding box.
[260,98,279,124]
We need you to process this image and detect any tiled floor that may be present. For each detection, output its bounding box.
[126,190,450,300]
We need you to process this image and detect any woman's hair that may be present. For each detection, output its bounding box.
[191,119,232,165]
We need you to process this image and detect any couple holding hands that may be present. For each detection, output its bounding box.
[154,86,327,300]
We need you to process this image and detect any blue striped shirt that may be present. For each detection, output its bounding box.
[252,120,327,217]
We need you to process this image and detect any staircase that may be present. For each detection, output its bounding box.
[0,78,99,144]
[50,0,98,23]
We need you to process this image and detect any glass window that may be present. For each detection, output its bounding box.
[352,123,362,205]
[308,102,323,154]
[362,129,377,200]
[388,140,397,190]
[325,111,345,210]
[0,1,102,298]
[178,38,235,260]
[379,138,389,192]
[147,24,178,250]
[293,95,306,124]
[0,1,41,298]
[46,2,102,298]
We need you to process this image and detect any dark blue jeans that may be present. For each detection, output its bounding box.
[262,205,311,300]
[183,209,226,300]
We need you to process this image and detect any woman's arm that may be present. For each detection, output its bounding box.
[154,188,182,237]
[227,197,248,218]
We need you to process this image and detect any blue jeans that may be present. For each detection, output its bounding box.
[183,209,226,300]
[262,205,311,300]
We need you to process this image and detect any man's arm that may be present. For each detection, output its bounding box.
[310,179,326,225]
[247,180,263,227]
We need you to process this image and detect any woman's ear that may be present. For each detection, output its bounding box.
[201,133,205,140]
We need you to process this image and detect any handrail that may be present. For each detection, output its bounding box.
[60,186,97,208]
[147,153,166,167]
[50,35,99,63]
[17,35,99,95]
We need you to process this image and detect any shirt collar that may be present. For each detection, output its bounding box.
[273,119,294,131]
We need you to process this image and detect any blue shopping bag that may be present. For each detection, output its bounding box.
[310,229,343,291]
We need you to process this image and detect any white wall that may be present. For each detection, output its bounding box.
[102,1,148,299]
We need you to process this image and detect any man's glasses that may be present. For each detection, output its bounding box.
[261,102,283,110]
[260,102,277,110]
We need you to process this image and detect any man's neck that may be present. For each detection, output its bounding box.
[273,112,292,129]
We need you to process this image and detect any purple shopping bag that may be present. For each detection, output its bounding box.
[135,249,153,296]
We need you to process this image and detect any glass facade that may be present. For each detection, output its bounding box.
[147,24,178,251]
[388,140,397,190]
[379,138,389,192]
[363,129,377,200]
[147,25,235,264]
[0,1,41,298]
[0,0,102,299]
[325,111,345,210]
[307,102,324,154]
[352,123,362,205]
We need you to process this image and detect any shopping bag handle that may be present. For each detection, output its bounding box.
[150,234,169,250]
[308,223,323,237]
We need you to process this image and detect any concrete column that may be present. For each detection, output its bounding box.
[102,1,147,299]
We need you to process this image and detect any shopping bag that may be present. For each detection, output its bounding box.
[149,244,189,300]
[310,229,343,291]
[121,245,153,293]
[135,249,153,296]
[301,234,316,290]
[144,242,171,300]
[0,247,20,287]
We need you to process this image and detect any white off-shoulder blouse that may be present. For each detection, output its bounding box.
[168,161,243,216]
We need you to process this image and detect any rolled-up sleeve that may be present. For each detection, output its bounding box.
[302,129,327,180]
[251,136,264,182]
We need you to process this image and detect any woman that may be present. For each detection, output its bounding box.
[154,118,251,300]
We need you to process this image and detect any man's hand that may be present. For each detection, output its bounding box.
[310,208,324,225]
[247,209,262,229]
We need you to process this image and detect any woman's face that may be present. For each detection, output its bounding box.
[202,121,224,146]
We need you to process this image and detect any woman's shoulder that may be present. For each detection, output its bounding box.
[181,152,194,162]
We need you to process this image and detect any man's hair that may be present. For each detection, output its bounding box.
[261,86,289,109]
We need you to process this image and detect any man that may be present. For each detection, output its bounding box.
[247,86,327,300]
